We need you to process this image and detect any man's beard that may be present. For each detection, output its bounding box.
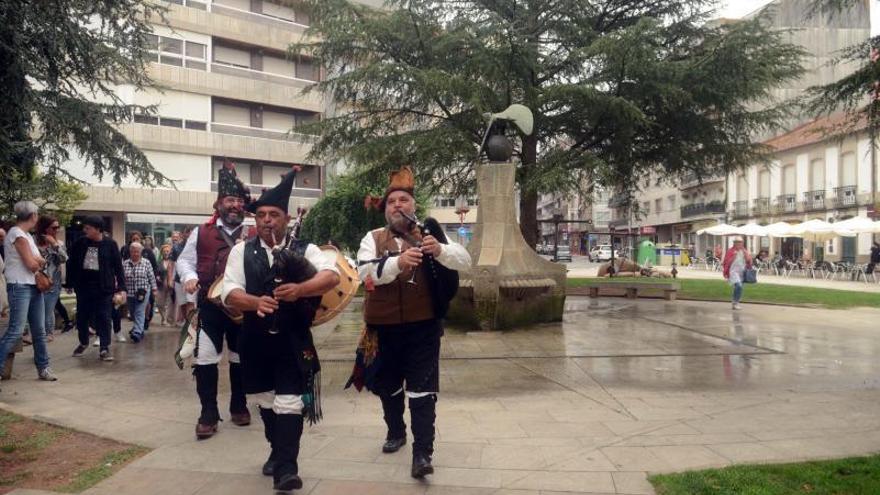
[387,213,411,234]
[219,205,243,227]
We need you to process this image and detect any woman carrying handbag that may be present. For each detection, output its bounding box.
[723,236,753,310]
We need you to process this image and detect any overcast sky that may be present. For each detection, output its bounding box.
[716,0,775,19]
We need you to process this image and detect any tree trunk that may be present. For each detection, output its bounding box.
[518,133,539,248]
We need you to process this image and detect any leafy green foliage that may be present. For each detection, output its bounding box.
[299,171,429,254]
[0,169,88,225]
[292,0,804,246]
[0,0,172,216]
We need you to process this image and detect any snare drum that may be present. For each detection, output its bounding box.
[207,277,244,324]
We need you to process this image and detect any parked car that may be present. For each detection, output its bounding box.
[591,245,617,262]
[553,245,572,262]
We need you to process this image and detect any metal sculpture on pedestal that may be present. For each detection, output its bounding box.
[447,104,567,330]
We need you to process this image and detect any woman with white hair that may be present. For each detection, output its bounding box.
[122,241,157,343]
[722,236,752,310]
[0,201,56,386]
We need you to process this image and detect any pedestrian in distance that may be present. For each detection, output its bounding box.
[723,236,752,310]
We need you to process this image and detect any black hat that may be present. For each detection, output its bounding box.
[82,216,104,231]
[246,167,298,214]
[217,159,251,202]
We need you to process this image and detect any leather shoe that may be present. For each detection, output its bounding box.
[262,455,276,476]
[273,472,303,491]
[195,422,218,440]
[382,436,406,453]
[411,453,434,478]
[230,411,251,426]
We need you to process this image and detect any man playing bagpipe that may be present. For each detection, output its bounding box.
[176,161,251,439]
[354,166,471,478]
[222,168,339,492]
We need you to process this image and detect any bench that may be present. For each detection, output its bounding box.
[586,281,681,301]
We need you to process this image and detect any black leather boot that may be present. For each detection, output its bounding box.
[228,362,250,426]
[381,392,407,453]
[194,364,220,440]
[259,407,277,476]
[273,414,304,491]
[409,394,436,478]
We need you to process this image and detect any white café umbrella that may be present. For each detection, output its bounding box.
[733,223,769,237]
[832,216,880,234]
[789,219,856,242]
[765,221,799,238]
[696,223,738,236]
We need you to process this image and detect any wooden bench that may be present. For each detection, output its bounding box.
[587,281,681,301]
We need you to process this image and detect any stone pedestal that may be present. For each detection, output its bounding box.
[448,161,566,330]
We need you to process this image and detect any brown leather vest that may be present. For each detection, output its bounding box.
[363,228,435,325]
[196,222,238,300]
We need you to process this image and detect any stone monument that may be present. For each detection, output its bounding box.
[448,106,566,330]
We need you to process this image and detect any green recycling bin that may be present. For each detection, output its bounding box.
[637,239,657,266]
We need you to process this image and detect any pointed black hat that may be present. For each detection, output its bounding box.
[246,167,298,214]
[217,159,251,202]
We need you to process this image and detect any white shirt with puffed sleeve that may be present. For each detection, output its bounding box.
[222,238,338,305]
[356,228,471,286]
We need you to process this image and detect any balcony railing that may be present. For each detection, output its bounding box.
[833,185,857,207]
[210,62,315,88]
[803,190,826,211]
[776,194,796,213]
[680,201,726,218]
[680,172,724,189]
[753,197,771,215]
[210,122,316,142]
[732,200,749,218]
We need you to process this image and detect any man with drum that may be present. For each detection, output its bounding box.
[222,168,339,491]
[356,167,471,478]
[176,161,251,439]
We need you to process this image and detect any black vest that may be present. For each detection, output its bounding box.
[242,237,320,334]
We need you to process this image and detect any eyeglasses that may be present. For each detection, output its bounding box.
[49,225,60,230]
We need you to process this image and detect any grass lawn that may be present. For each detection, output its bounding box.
[650,454,880,495]
[567,278,880,310]
[0,409,148,494]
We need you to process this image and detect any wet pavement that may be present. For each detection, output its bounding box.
[3,297,880,495]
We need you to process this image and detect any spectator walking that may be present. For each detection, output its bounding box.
[157,242,175,325]
[123,242,157,343]
[66,216,126,361]
[0,248,7,318]
[122,231,159,332]
[36,215,68,341]
[0,201,56,385]
[869,242,880,273]
[723,236,752,310]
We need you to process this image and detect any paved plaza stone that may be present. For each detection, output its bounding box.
[3,297,880,494]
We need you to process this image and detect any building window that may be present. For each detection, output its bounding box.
[642,201,650,214]
[159,117,183,128]
[133,114,159,125]
[185,120,207,130]
[134,114,207,131]
[655,198,662,212]
[667,195,676,210]
[146,34,207,71]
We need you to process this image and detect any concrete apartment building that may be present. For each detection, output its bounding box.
[728,115,877,262]
[64,0,375,246]
[607,0,871,260]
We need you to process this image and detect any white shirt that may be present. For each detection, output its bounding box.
[176,219,244,284]
[356,228,471,286]
[221,237,339,305]
[4,226,40,285]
